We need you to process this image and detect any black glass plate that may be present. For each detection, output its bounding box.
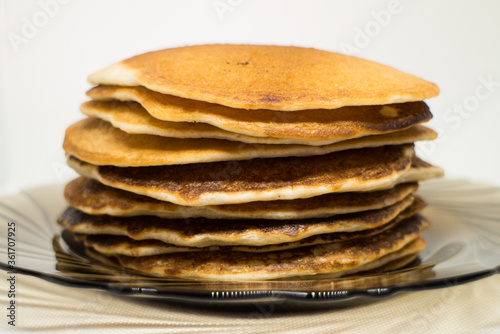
[0,179,499,308]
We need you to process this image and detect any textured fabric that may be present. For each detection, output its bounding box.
[1,271,499,333]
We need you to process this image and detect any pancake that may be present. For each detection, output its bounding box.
[354,252,419,277]
[401,157,444,183]
[81,99,437,146]
[64,117,436,167]
[66,144,417,206]
[83,91,433,143]
[80,99,291,145]
[77,240,429,286]
[58,194,416,247]
[75,201,426,256]
[113,217,426,280]
[65,177,418,220]
[87,45,439,110]
[282,237,426,281]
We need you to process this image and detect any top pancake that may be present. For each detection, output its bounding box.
[87,45,439,110]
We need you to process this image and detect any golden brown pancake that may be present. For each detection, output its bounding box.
[64,117,436,167]
[58,194,416,247]
[80,240,426,284]
[400,157,444,183]
[73,243,432,287]
[83,91,433,143]
[113,216,426,280]
[81,99,437,146]
[75,201,426,256]
[66,145,417,206]
[87,45,439,110]
[286,238,426,281]
[65,177,418,220]
[80,99,290,145]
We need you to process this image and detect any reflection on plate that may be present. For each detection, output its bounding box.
[0,179,499,307]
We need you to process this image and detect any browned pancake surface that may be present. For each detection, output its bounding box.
[88,45,439,110]
[67,144,414,206]
[65,177,418,220]
[64,117,434,167]
[77,201,426,256]
[114,216,425,280]
[81,99,436,145]
[58,194,417,247]
[83,90,433,141]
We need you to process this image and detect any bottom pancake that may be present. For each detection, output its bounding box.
[283,238,425,281]
[107,215,425,281]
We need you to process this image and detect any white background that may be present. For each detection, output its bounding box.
[1,0,499,194]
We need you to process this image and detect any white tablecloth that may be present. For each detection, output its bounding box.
[1,271,499,333]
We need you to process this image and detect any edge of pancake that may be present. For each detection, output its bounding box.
[65,145,415,206]
[83,237,426,282]
[76,204,426,256]
[285,238,425,281]
[113,219,425,280]
[80,100,437,146]
[64,177,419,220]
[82,92,434,142]
[64,117,433,167]
[58,194,416,247]
[399,157,444,183]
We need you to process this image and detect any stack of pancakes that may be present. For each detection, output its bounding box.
[59,45,443,281]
